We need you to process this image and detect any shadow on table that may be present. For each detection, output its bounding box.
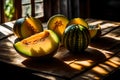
[22,46,107,79]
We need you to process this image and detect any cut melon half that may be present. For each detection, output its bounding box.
[14,30,60,58]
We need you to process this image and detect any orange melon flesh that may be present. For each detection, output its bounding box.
[52,18,67,37]
[89,29,97,39]
[14,30,59,57]
[13,15,43,39]
[21,30,49,45]
[25,17,43,32]
[21,17,43,38]
[89,24,101,39]
[20,20,34,38]
[47,14,69,38]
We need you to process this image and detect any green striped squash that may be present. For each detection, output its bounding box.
[62,24,91,53]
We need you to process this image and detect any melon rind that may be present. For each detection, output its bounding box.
[14,30,59,58]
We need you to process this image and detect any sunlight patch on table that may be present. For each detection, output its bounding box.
[78,70,101,80]
[0,25,13,35]
[4,21,15,28]
[69,63,83,70]
[66,60,93,70]
[88,20,103,25]
[105,35,120,40]
[8,35,17,43]
[100,23,119,29]
[74,60,93,67]
[93,66,109,75]
[109,57,120,66]
[105,61,118,68]
[33,73,58,80]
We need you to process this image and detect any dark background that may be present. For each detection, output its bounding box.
[90,0,120,21]
[51,0,120,21]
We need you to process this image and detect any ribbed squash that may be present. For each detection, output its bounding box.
[67,18,88,28]
[13,15,43,39]
[62,24,91,53]
[89,24,101,39]
[47,14,69,39]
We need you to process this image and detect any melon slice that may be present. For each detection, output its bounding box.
[47,14,69,39]
[14,30,59,58]
[13,15,43,39]
[89,24,101,39]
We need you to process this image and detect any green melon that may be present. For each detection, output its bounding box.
[62,24,91,53]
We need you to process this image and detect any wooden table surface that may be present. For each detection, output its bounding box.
[0,19,120,80]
